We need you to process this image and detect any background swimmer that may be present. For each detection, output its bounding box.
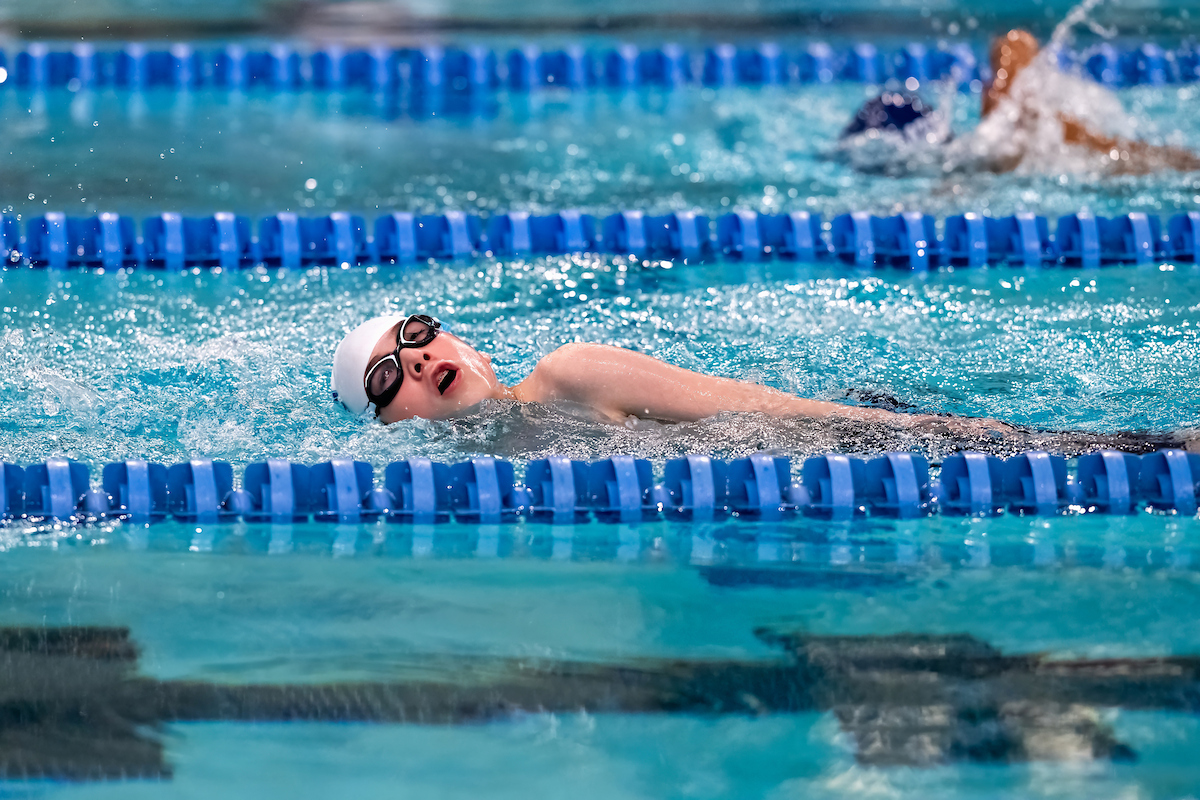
[840,21,1200,176]
[981,28,1200,174]
[330,314,1196,455]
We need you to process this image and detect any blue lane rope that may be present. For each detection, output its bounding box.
[3,448,1198,524]
[0,41,973,91]
[2,209,1198,269]
[1,40,1198,93]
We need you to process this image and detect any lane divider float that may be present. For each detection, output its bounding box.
[1,40,1197,94]
[3,448,1197,524]
[2,209,1198,269]
[2,41,979,91]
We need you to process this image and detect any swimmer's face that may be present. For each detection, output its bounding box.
[365,322,501,423]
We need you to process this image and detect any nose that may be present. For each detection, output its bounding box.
[399,348,432,381]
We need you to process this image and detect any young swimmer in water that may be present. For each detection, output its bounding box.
[330,314,1200,454]
[981,29,1200,174]
[330,314,1026,439]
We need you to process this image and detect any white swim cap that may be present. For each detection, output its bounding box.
[330,315,404,415]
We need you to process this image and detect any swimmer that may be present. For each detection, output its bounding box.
[329,314,1195,455]
[980,29,1200,174]
[841,28,1200,176]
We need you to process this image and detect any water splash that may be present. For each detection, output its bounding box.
[833,102,954,177]
[945,53,1133,176]
[1049,0,1117,50]
[837,0,1184,178]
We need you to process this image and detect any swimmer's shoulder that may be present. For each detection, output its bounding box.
[540,341,617,365]
[512,342,626,405]
[526,342,615,387]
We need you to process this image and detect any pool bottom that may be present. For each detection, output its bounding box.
[7,709,1200,798]
[3,513,1200,672]
[151,713,1200,800]
[2,513,1200,796]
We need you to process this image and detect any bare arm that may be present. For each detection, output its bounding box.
[512,343,1008,434]
[1060,115,1200,173]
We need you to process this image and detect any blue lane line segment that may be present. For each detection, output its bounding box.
[4,448,1197,524]
[3,209,1198,269]
[1,40,1197,93]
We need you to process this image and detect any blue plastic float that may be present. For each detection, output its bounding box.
[3,40,1197,94]
[4,448,1200,524]
[5,207,1200,269]
[0,41,979,91]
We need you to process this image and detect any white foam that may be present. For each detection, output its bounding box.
[836,110,953,176]
[842,0,1159,177]
[946,53,1133,176]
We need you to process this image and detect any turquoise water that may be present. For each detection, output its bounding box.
[1,260,1198,469]
[2,81,1199,220]
[5,514,1200,797]
[3,35,1200,798]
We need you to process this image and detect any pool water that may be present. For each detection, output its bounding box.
[2,78,1199,221]
[6,513,1200,798]
[3,30,1200,799]
[2,259,1198,469]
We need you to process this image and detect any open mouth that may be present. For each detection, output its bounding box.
[437,368,458,395]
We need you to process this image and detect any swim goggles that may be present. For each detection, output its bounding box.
[363,314,442,414]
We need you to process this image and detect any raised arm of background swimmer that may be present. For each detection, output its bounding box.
[983,28,1200,173]
[981,29,1040,117]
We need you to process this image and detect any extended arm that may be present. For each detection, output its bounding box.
[1059,115,1200,173]
[514,343,996,431]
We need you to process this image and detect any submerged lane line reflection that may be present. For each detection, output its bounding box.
[12,625,1200,780]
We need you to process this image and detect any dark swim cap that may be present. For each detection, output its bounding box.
[841,92,945,140]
